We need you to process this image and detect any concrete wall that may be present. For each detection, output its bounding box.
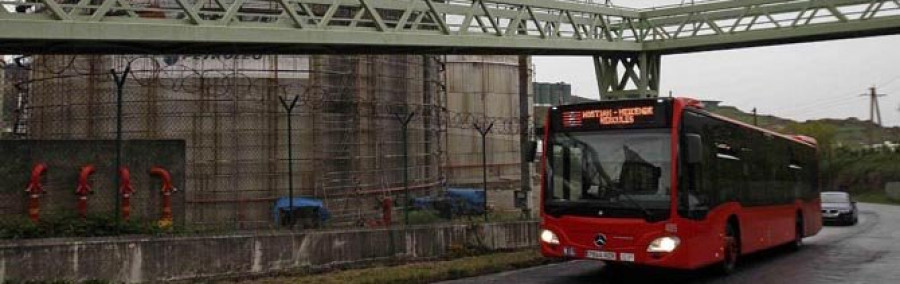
[0,221,538,282]
[887,182,900,201]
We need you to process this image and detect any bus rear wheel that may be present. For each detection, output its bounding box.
[790,217,804,250]
[720,223,740,274]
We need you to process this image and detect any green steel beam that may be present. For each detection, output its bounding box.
[639,0,900,53]
[0,0,645,54]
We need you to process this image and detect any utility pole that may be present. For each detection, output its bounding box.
[752,107,758,126]
[860,86,887,127]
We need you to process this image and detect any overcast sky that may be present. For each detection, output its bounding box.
[534,0,900,127]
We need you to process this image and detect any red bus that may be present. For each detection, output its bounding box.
[539,97,821,272]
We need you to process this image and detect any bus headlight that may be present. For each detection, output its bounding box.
[540,229,560,245]
[647,236,680,253]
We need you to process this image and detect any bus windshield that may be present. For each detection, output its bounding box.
[545,129,672,221]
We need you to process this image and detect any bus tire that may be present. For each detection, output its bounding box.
[719,222,740,274]
[790,214,803,251]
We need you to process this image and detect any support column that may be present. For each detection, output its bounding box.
[593,52,661,100]
[518,55,532,217]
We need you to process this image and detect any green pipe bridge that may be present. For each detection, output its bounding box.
[3,0,900,98]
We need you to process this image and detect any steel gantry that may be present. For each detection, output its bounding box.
[3,0,900,98]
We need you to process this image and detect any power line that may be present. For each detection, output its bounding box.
[779,96,863,117]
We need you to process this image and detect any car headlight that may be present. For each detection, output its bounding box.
[540,229,560,245]
[647,236,680,253]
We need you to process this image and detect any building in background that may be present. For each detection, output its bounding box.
[532,81,597,135]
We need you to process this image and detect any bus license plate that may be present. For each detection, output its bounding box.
[586,250,616,260]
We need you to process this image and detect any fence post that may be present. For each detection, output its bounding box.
[393,109,415,225]
[279,95,300,227]
[110,65,131,224]
[474,120,494,222]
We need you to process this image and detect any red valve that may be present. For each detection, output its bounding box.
[75,165,96,219]
[381,197,393,226]
[119,167,135,221]
[24,163,48,223]
[150,166,177,228]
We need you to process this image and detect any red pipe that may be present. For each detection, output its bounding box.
[119,167,135,221]
[382,197,393,226]
[150,166,176,227]
[75,165,96,220]
[24,163,48,223]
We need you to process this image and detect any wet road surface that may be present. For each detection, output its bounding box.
[443,203,900,284]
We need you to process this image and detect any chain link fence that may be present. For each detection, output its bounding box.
[0,54,531,236]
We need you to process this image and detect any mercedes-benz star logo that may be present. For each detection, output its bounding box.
[594,233,607,247]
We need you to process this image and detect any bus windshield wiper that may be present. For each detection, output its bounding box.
[605,186,655,221]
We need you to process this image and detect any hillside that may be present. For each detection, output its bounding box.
[705,104,900,148]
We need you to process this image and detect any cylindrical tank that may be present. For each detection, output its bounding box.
[443,55,530,206]
[23,54,441,228]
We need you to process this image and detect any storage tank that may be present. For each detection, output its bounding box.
[22,54,441,228]
[443,55,531,210]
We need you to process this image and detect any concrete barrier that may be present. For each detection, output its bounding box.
[0,221,538,283]
[886,182,900,202]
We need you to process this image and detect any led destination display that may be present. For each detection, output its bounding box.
[552,100,670,131]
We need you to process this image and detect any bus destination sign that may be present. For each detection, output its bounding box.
[554,100,669,130]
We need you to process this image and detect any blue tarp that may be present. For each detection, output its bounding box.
[273,197,330,224]
[413,188,486,216]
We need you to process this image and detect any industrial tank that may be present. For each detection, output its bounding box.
[22,54,441,228]
[443,55,530,201]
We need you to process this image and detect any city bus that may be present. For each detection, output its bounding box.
[538,97,821,272]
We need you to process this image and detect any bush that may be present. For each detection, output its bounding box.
[0,214,174,239]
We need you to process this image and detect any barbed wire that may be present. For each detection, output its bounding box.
[16,55,527,135]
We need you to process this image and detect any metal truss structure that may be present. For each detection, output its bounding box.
[2,0,900,98]
[2,0,899,54]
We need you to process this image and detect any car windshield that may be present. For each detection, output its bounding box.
[821,193,849,203]
[544,129,672,220]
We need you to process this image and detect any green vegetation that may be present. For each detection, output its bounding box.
[707,104,900,148]
[0,214,180,239]
[247,249,551,284]
[407,209,532,226]
[855,191,900,205]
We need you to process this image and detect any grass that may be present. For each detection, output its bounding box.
[245,249,552,284]
[855,191,900,205]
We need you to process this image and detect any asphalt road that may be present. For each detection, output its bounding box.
[443,203,900,284]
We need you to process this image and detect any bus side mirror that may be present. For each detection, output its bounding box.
[526,141,538,162]
[686,134,703,164]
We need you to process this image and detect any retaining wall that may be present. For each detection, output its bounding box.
[0,221,538,282]
[886,182,900,201]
